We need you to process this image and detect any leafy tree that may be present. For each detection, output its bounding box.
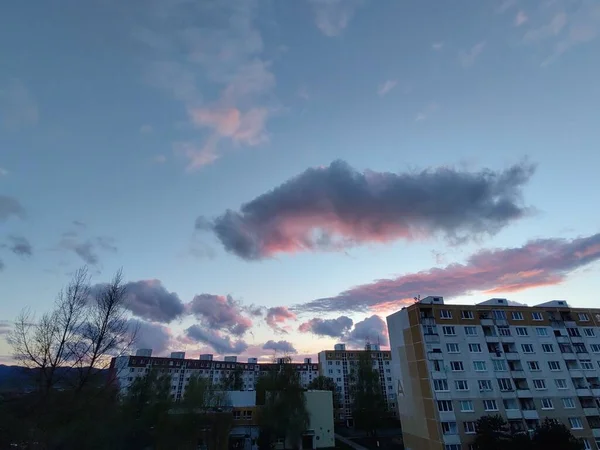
[221,365,244,391]
[350,350,386,437]
[532,418,584,450]
[257,358,310,449]
[307,375,340,407]
[473,415,513,450]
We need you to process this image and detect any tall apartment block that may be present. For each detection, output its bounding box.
[110,352,319,400]
[387,296,600,450]
[318,343,397,425]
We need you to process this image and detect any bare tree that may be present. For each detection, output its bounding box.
[10,268,90,395]
[9,267,137,395]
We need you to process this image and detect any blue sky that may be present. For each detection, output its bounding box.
[1,0,600,362]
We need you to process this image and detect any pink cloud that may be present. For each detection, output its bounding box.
[265,306,297,333]
[299,232,600,313]
[515,10,529,27]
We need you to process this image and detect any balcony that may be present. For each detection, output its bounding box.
[556,336,570,344]
[506,353,521,360]
[522,410,539,420]
[509,370,526,378]
[584,408,598,416]
[562,352,577,360]
[506,409,523,420]
[517,389,532,398]
[484,335,500,343]
[593,428,600,438]
[424,334,440,344]
[421,318,436,326]
[481,318,494,326]
[577,388,590,397]
[428,353,444,360]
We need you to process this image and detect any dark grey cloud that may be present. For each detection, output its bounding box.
[127,318,173,355]
[121,279,186,323]
[262,339,297,354]
[186,294,252,335]
[0,258,4,271]
[298,315,353,337]
[185,325,248,354]
[197,160,535,260]
[0,195,25,222]
[346,315,389,347]
[8,235,32,256]
[298,232,600,314]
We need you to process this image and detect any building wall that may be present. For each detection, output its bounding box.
[305,390,335,448]
[318,346,396,422]
[387,297,600,450]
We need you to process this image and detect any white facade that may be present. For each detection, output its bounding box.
[387,296,600,450]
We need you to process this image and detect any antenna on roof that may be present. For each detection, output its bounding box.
[414,295,421,303]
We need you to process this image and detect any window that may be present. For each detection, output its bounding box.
[536,327,548,336]
[533,379,546,390]
[562,398,576,409]
[493,360,507,372]
[567,328,581,337]
[432,360,442,371]
[584,328,595,337]
[479,380,493,391]
[464,421,476,434]
[498,326,511,336]
[532,312,543,321]
[493,310,507,320]
[437,400,453,412]
[464,326,477,336]
[484,400,498,411]
[503,398,518,410]
[527,361,540,371]
[469,343,482,353]
[512,311,524,320]
[516,327,528,336]
[473,361,487,371]
[440,309,452,319]
[579,313,590,322]
[461,310,474,319]
[541,398,554,410]
[455,380,469,391]
[441,422,457,435]
[548,361,561,371]
[446,343,460,353]
[591,344,600,353]
[498,378,513,391]
[569,418,583,430]
[582,439,592,450]
[581,360,594,370]
[574,343,587,353]
[444,446,460,450]
[521,344,534,353]
[542,343,554,353]
[450,361,464,371]
[442,326,456,336]
[460,400,474,412]
[434,379,449,391]
[555,379,568,389]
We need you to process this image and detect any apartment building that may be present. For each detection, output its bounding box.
[387,296,600,450]
[317,343,397,425]
[110,351,319,400]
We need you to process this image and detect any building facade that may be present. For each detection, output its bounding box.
[110,352,319,400]
[317,343,397,424]
[387,295,600,450]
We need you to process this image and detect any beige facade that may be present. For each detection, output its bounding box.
[387,296,600,450]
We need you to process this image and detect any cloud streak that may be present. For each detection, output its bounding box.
[377,80,397,96]
[459,41,486,67]
[8,236,32,256]
[298,232,600,313]
[0,195,26,222]
[186,325,248,354]
[187,294,253,335]
[262,340,297,354]
[309,0,364,37]
[298,315,353,337]
[198,160,535,260]
[0,79,38,130]
[265,306,296,333]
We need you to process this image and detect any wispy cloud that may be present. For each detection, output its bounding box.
[0,79,38,130]
[377,80,397,97]
[140,124,153,134]
[7,236,32,256]
[57,224,117,266]
[0,167,7,176]
[496,0,517,14]
[415,102,440,122]
[309,0,364,37]
[431,41,445,51]
[523,12,567,43]
[186,325,248,354]
[515,10,529,27]
[0,195,26,222]
[298,232,600,313]
[299,315,353,337]
[136,1,275,170]
[197,160,535,260]
[265,306,297,333]
[263,340,297,354]
[458,41,487,67]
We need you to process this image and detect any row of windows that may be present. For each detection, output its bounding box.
[434,376,586,391]
[438,309,593,322]
[437,397,579,413]
[439,416,585,438]
[439,325,599,339]
[446,437,596,450]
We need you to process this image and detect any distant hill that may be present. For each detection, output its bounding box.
[0,365,109,392]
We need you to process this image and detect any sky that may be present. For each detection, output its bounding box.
[1,0,600,364]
